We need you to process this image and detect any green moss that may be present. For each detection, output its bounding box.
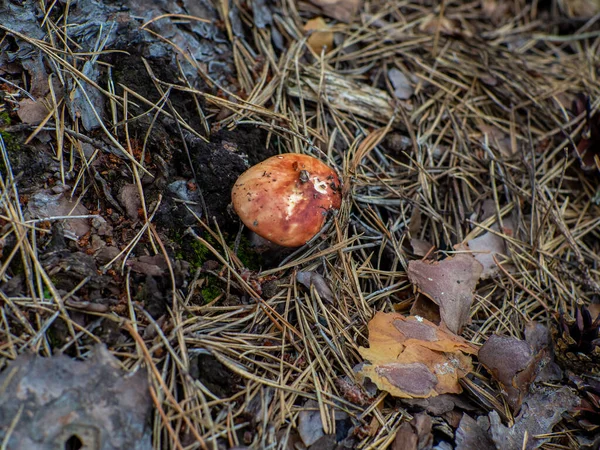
[0,111,11,125]
[173,229,262,271]
[201,275,222,303]
[236,234,261,270]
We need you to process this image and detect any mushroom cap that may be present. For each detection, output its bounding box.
[231,153,342,247]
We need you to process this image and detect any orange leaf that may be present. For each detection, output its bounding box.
[358,312,477,398]
[304,17,334,54]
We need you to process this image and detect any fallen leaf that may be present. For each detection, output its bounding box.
[17,98,48,124]
[392,421,418,450]
[308,0,363,23]
[419,15,461,35]
[478,334,543,411]
[481,0,513,23]
[388,68,414,100]
[127,255,167,276]
[455,414,496,450]
[572,94,600,172]
[402,393,477,415]
[297,271,334,303]
[27,188,91,238]
[0,345,152,450]
[304,17,334,54]
[524,322,562,382]
[118,183,142,220]
[478,124,514,156]
[408,254,483,333]
[298,399,325,446]
[488,386,580,450]
[358,312,477,398]
[465,218,514,278]
[409,238,435,257]
[392,413,433,450]
[561,0,600,17]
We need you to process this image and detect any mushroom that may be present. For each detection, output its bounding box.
[231,153,342,247]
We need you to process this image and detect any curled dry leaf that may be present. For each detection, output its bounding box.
[478,334,543,412]
[358,312,477,399]
[408,253,483,334]
[304,17,334,54]
[308,0,363,23]
[297,271,334,303]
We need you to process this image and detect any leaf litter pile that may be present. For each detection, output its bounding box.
[1,0,600,449]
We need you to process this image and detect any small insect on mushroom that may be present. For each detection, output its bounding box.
[231,153,342,247]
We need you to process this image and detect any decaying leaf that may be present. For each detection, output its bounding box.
[488,387,580,450]
[478,124,514,156]
[455,414,496,450]
[409,238,435,257]
[419,15,461,35]
[304,17,334,54]
[478,334,543,411]
[408,254,483,333]
[358,312,477,398]
[118,183,142,220]
[17,98,49,124]
[0,345,152,450]
[297,399,349,446]
[391,413,433,450]
[27,187,91,238]
[308,0,363,23]
[560,0,600,17]
[465,219,515,279]
[388,68,414,100]
[298,399,325,446]
[572,94,600,172]
[297,271,334,303]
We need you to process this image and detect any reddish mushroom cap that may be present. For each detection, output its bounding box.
[231,153,342,247]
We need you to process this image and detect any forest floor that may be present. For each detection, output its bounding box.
[0,0,600,449]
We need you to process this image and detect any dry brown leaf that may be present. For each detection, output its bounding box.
[298,399,324,446]
[407,254,483,334]
[560,0,600,17]
[118,184,142,220]
[296,271,334,303]
[308,0,363,23]
[478,334,543,412]
[358,312,477,399]
[488,387,580,450]
[419,15,461,35]
[391,413,433,450]
[465,219,514,279]
[410,238,435,257]
[478,124,514,156]
[304,17,334,54]
[17,98,48,124]
[455,414,496,450]
[388,68,414,100]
